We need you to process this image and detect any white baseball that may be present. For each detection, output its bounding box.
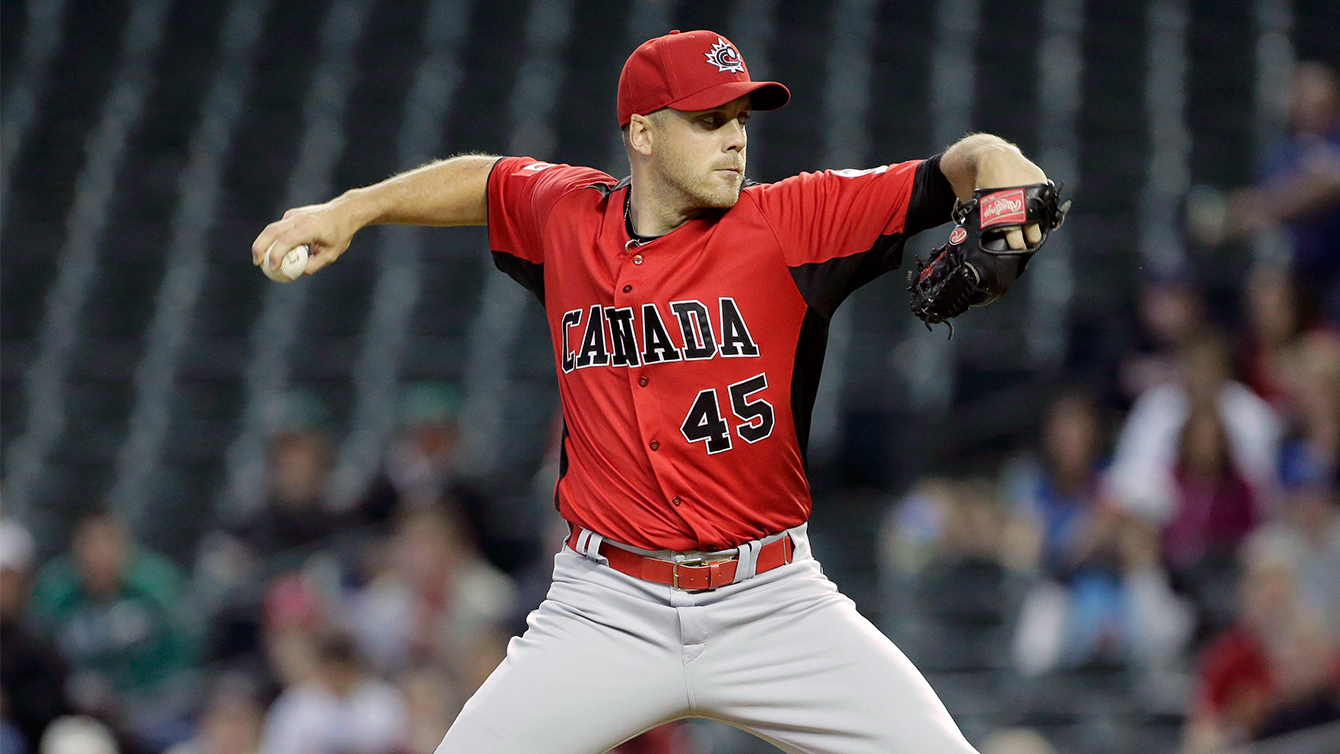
[262,243,309,283]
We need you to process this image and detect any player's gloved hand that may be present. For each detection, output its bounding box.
[251,198,363,275]
[907,181,1070,332]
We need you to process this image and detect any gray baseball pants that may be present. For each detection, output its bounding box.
[435,523,979,754]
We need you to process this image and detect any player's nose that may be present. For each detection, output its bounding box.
[722,121,746,153]
[723,129,745,154]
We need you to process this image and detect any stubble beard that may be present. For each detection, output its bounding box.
[656,149,746,211]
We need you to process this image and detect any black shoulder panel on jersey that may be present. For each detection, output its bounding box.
[553,420,570,512]
[588,177,631,198]
[786,154,957,321]
[788,232,907,320]
[789,307,831,469]
[492,251,545,303]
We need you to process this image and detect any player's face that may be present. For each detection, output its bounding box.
[652,97,750,209]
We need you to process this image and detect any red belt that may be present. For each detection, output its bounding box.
[566,528,795,591]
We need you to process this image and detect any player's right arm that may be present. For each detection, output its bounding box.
[250,154,501,274]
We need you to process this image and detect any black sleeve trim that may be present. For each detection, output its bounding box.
[486,157,546,303]
[483,155,507,228]
[904,153,958,238]
[492,251,545,303]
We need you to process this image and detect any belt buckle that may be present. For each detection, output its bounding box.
[672,556,706,590]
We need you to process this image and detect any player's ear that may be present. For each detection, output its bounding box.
[627,115,655,157]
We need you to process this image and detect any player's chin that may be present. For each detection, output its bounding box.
[700,174,744,208]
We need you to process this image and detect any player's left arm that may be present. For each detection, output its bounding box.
[938,133,1047,250]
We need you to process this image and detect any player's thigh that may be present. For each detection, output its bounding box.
[436,552,688,754]
[696,560,978,754]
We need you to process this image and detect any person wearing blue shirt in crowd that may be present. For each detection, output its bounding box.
[1192,62,1340,327]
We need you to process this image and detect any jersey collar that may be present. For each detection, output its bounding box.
[622,183,664,247]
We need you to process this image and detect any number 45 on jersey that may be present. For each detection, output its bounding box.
[681,373,774,454]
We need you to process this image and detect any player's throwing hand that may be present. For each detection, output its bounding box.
[250,199,360,276]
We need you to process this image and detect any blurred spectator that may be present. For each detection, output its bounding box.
[1118,271,1209,404]
[1190,61,1340,327]
[1005,393,1192,674]
[1106,335,1281,571]
[1252,617,1340,743]
[980,728,1058,754]
[608,724,701,754]
[1253,456,1340,635]
[2,715,28,754]
[258,631,408,754]
[1183,530,1340,752]
[194,396,346,673]
[1275,329,1340,477]
[346,505,516,692]
[260,572,330,693]
[883,478,1006,577]
[39,716,119,754]
[233,425,343,570]
[360,384,466,520]
[164,678,262,754]
[1163,404,1259,570]
[396,666,456,754]
[358,383,533,574]
[1,520,69,751]
[1238,265,1315,404]
[1001,390,1111,578]
[27,512,198,751]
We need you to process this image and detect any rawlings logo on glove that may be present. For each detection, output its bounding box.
[908,181,1070,332]
[979,189,1027,228]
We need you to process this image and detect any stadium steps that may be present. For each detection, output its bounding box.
[1294,0,1340,70]
[751,0,832,185]
[840,1,938,424]
[287,0,430,434]
[553,0,632,172]
[949,0,1043,375]
[1068,0,1147,333]
[672,0,734,39]
[404,0,528,489]
[1187,0,1260,292]
[1,0,133,455]
[0,0,27,92]
[47,0,232,527]
[1187,0,1254,189]
[158,0,334,522]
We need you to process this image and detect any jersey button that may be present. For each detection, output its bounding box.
[622,284,633,293]
[672,496,681,506]
[638,375,648,387]
[633,254,644,265]
[649,440,660,451]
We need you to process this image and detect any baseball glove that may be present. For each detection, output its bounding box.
[907,181,1070,332]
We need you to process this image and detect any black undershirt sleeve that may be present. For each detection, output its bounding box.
[904,152,959,238]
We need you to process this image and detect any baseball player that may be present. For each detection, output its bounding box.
[252,29,1067,754]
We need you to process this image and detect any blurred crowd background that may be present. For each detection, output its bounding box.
[1,0,1338,753]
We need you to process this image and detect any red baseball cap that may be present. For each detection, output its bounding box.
[617,30,790,127]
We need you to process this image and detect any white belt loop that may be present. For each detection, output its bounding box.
[732,539,763,584]
[786,522,812,562]
[574,527,608,565]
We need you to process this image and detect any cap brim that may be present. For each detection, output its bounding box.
[667,80,790,114]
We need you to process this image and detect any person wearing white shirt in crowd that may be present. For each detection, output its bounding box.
[1105,335,1281,558]
[259,632,408,754]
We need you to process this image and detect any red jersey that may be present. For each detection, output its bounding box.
[487,154,956,551]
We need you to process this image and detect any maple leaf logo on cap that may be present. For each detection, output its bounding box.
[705,37,744,74]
